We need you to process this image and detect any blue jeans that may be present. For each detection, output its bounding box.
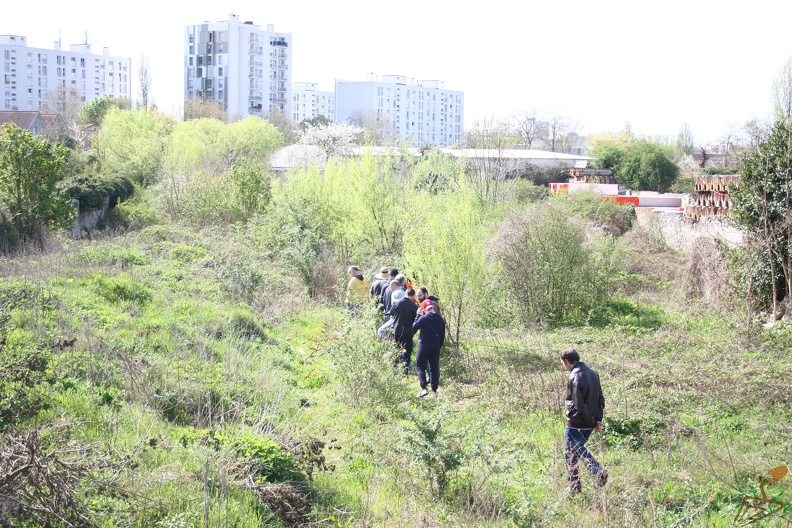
[416,345,440,392]
[564,426,602,490]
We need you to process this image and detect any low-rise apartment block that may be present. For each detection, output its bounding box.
[0,34,130,113]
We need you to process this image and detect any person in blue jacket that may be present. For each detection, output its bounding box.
[412,299,446,397]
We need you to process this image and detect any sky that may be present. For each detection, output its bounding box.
[3,0,792,144]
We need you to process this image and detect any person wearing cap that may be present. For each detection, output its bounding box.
[391,288,419,373]
[412,298,446,397]
[345,266,369,312]
[369,267,391,301]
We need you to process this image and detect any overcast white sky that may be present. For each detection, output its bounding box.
[4,0,791,144]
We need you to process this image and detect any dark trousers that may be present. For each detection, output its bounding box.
[394,334,414,373]
[416,344,440,392]
[563,426,603,491]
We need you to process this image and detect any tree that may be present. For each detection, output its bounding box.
[264,109,300,145]
[730,119,792,314]
[300,123,362,161]
[512,109,546,149]
[616,140,679,192]
[719,122,742,167]
[92,108,173,185]
[590,137,626,170]
[299,115,332,130]
[183,97,226,122]
[82,96,114,125]
[137,55,152,110]
[744,118,769,152]
[463,117,520,202]
[348,110,397,146]
[675,123,695,158]
[402,190,488,347]
[42,85,83,127]
[773,57,792,123]
[0,124,71,245]
[540,111,570,152]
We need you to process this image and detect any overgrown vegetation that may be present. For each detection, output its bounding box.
[1,106,791,527]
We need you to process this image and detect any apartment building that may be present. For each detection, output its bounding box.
[292,82,334,124]
[0,35,130,113]
[184,14,292,120]
[335,74,463,147]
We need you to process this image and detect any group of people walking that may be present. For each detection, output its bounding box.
[346,266,446,398]
[346,267,609,492]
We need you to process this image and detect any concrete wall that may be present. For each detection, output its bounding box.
[636,208,743,252]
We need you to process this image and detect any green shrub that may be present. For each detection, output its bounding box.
[61,173,135,212]
[0,330,55,430]
[0,209,19,253]
[492,203,623,327]
[702,166,740,175]
[554,190,635,235]
[87,274,152,304]
[218,431,307,484]
[108,189,159,230]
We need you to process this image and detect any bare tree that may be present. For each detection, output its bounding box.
[773,57,792,123]
[183,97,226,122]
[264,109,300,144]
[719,122,742,166]
[348,110,397,146]
[675,122,695,158]
[743,118,769,152]
[512,109,546,149]
[41,85,83,126]
[541,111,570,152]
[137,54,152,110]
[464,117,520,202]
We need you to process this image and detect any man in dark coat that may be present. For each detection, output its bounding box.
[391,288,418,373]
[561,347,608,493]
[412,299,446,397]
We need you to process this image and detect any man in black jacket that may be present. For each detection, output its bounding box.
[391,288,418,373]
[413,299,446,397]
[561,347,608,493]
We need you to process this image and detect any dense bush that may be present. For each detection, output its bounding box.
[553,190,636,235]
[701,166,740,175]
[492,203,622,326]
[218,431,307,484]
[61,173,135,212]
[0,209,19,254]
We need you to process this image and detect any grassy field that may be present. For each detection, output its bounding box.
[1,213,791,527]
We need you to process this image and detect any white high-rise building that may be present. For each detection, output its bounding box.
[184,14,292,120]
[335,74,464,147]
[0,35,131,112]
[292,82,334,124]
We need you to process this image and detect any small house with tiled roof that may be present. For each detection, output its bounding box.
[0,110,65,135]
